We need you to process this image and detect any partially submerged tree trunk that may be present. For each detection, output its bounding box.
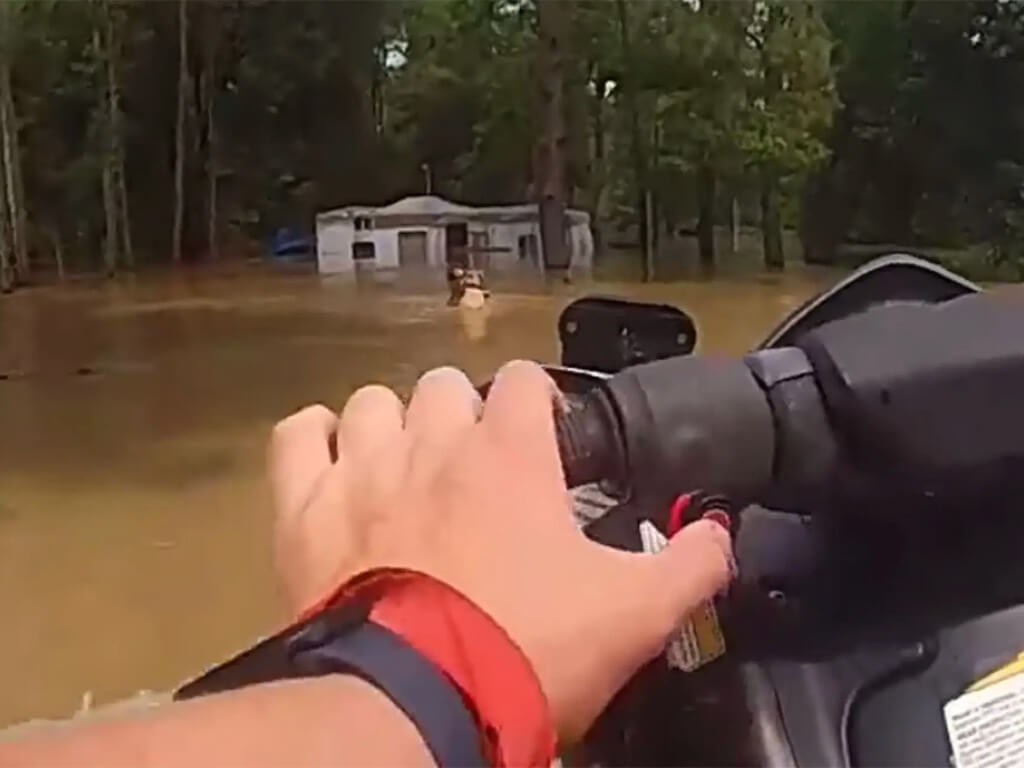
[0,75,12,293]
[171,0,188,264]
[49,226,64,281]
[105,0,132,268]
[0,212,10,291]
[94,22,117,276]
[202,6,218,260]
[644,188,654,280]
[0,238,10,292]
[586,70,607,259]
[206,83,216,260]
[615,0,651,280]
[101,151,117,276]
[0,43,26,284]
[729,196,740,254]
[536,0,569,270]
[696,162,716,271]
[761,168,784,270]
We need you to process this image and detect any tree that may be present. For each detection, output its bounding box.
[93,0,132,276]
[104,0,132,268]
[199,2,222,260]
[804,0,1024,267]
[536,0,569,270]
[628,0,752,272]
[614,0,652,277]
[93,23,117,276]
[740,0,834,269]
[171,0,187,264]
[387,0,537,205]
[571,1,619,252]
[0,0,28,284]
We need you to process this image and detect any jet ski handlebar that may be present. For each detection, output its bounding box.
[555,291,1024,513]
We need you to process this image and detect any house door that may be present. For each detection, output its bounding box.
[445,223,468,267]
[398,231,427,267]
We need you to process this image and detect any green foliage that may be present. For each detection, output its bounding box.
[5,0,1024,279]
[806,0,1024,273]
[386,0,538,204]
[737,1,835,175]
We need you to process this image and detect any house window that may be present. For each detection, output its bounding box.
[354,216,373,231]
[469,231,489,249]
[352,242,376,260]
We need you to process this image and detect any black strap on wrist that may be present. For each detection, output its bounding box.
[176,601,487,767]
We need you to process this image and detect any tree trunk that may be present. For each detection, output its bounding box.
[536,0,568,270]
[587,71,606,259]
[202,8,217,260]
[0,78,12,293]
[206,82,216,260]
[696,162,716,271]
[101,161,117,276]
[615,0,650,279]
[729,196,739,253]
[761,168,784,271]
[650,119,660,256]
[105,0,132,268]
[0,51,26,284]
[93,24,117,276]
[172,0,188,264]
[50,227,64,281]
[644,188,654,280]
[0,203,10,292]
[0,244,10,292]
[371,42,385,135]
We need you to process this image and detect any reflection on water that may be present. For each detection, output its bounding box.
[0,266,829,726]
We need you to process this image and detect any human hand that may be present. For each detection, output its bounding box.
[268,361,734,742]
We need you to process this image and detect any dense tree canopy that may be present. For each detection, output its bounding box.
[2,0,1024,289]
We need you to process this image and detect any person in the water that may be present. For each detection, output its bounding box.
[447,265,489,307]
[0,362,732,767]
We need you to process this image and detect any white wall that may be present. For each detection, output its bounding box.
[481,221,542,271]
[426,227,446,267]
[362,229,398,269]
[317,219,354,274]
[318,215,592,274]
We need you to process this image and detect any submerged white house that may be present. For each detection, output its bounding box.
[315,195,593,275]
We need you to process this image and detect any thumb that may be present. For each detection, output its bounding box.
[651,519,734,631]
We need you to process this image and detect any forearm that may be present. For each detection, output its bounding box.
[0,676,434,768]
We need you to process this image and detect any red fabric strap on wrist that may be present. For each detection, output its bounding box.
[301,569,556,768]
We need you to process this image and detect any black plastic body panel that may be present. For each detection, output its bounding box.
[559,297,696,373]
[761,254,978,349]
[549,257,1024,767]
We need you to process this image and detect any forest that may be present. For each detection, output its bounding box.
[1,0,1024,291]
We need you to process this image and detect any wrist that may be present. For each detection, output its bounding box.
[178,569,557,768]
[316,569,557,767]
[311,675,436,767]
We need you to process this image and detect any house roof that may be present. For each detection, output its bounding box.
[376,195,477,217]
[317,195,590,226]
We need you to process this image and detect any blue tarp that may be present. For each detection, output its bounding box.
[268,228,315,260]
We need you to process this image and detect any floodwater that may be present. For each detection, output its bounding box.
[0,265,829,726]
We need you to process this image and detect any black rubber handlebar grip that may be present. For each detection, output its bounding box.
[554,392,622,488]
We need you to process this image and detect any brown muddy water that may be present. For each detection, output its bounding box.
[0,266,830,726]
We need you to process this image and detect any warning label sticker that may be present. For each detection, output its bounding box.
[944,670,1024,768]
[638,520,726,671]
[570,483,619,527]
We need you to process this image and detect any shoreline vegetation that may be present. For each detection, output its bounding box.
[2,1,1022,291]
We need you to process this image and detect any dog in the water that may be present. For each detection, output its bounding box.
[446,266,490,308]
